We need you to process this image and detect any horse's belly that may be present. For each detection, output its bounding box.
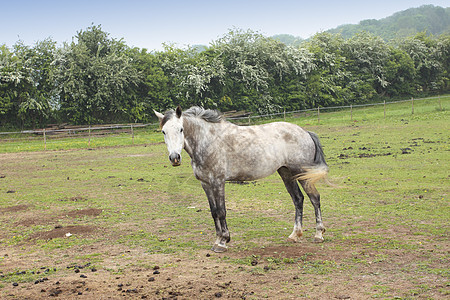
[225,154,282,181]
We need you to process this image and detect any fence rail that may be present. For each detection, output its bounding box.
[0,123,153,136]
[227,95,444,120]
[0,95,446,140]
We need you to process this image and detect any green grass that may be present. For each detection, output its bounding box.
[0,95,448,298]
[0,267,57,284]
[0,126,163,153]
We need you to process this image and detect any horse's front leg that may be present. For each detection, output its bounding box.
[201,181,230,252]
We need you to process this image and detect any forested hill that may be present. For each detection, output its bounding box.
[327,5,449,40]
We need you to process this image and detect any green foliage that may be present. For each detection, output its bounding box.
[0,40,57,128]
[52,25,141,124]
[127,47,170,118]
[1,22,449,129]
[0,45,18,119]
[384,47,416,96]
[398,32,448,92]
[195,28,316,113]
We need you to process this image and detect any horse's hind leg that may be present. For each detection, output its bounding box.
[278,167,305,242]
[300,180,326,243]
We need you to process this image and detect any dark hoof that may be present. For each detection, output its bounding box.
[287,237,301,243]
[211,244,228,253]
[313,237,324,243]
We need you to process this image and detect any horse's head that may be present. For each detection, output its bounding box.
[154,106,184,166]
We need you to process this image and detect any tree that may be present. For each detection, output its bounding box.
[383,47,416,96]
[399,32,447,92]
[303,33,353,107]
[127,47,170,120]
[0,39,56,128]
[14,39,56,127]
[342,32,390,98]
[52,25,141,124]
[207,29,315,113]
[157,44,210,108]
[436,34,450,92]
[0,44,21,125]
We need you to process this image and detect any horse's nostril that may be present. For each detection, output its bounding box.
[169,153,181,165]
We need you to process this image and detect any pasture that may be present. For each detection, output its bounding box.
[0,97,448,299]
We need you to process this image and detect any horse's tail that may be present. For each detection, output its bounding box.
[294,131,329,185]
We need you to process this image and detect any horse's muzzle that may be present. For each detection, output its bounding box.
[169,153,181,166]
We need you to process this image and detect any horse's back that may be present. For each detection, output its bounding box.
[220,122,316,181]
[258,121,311,142]
[257,121,315,163]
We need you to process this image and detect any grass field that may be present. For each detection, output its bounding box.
[0,96,448,299]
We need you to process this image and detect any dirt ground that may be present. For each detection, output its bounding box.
[0,202,448,299]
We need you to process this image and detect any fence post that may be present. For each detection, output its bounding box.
[317,106,320,124]
[43,128,46,151]
[439,95,442,111]
[411,97,414,114]
[131,124,134,144]
[284,109,286,121]
[350,104,353,121]
[88,126,91,147]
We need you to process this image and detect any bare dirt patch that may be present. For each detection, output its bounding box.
[0,204,29,213]
[29,225,98,240]
[64,208,103,218]
[237,244,320,259]
[15,207,102,227]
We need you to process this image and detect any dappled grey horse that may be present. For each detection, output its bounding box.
[154,106,329,252]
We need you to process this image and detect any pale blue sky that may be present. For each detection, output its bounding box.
[1,0,448,50]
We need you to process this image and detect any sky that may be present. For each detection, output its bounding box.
[1,0,448,51]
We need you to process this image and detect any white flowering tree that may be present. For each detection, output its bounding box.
[398,32,448,92]
[52,25,141,124]
[160,29,316,113]
[0,39,56,128]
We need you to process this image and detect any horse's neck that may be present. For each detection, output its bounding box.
[183,117,222,161]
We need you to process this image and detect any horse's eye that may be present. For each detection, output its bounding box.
[180,128,183,133]
[162,130,166,135]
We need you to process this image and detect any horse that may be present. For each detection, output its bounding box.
[154,106,329,253]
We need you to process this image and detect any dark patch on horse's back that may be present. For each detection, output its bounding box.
[282,132,296,143]
[209,126,217,135]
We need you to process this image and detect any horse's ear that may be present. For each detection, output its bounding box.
[153,110,164,121]
[176,106,182,118]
